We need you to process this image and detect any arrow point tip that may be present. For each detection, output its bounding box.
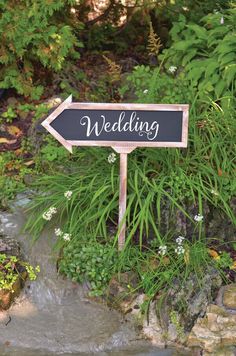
[67,94,72,103]
[65,142,73,153]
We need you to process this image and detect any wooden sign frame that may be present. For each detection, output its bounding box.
[42,96,189,250]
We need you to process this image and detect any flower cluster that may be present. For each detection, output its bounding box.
[143,89,148,94]
[54,228,71,242]
[108,153,117,164]
[168,66,177,73]
[158,245,167,256]
[42,207,57,221]
[211,189,219,196]
[194,214,203,222]
[176,236,185,245]
[175,245,185,255]
[64,190,73,200]
[175,235,185,255]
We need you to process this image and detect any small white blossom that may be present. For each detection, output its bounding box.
[176,236,185,245]
[220,16,224,24]
[42,211,52,221]
[64,190,73,200]
[143,89,148,94]
[49,207,57,214]
[211,189,219,196]
[63,233,71,242]
[55,228,63,237]
[175,245,185,255]
[70,7,76,13]
[158,245,167,256]
[168,66,177,73]
[42,206,57,220]
[194,214,204,222]
[108,153,117,164]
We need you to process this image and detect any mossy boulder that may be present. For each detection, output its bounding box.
[0,233,28,310]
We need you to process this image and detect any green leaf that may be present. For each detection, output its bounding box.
[219,52,236,66]
[223,64,236,86]
[205,60,219,78]
[182,49,198,66]
[187,24,208,40]
[215,79,226,98]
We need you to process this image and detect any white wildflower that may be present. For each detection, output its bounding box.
[63,233,71,242]
[64,190,73,200]
[176,236,185,245]
[42,206,57,221]
[211,189,219,196]
[108,153,117,164]
[55,228,63,237]
[49,207,57,214]
[175,245,185,255]
[70,7,76,13]
[220,16,224,24]
[42,211,52,221]
[143,89,148,94]
[158,245,167,256]
[194,214,204,222]
[168,66,177,73]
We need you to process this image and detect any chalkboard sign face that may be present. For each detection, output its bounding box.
[42,96,189,153]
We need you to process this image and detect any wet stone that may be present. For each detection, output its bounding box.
[0,234,21,257]
[188,304,236,353]
[0,233,26,310]
[222,284,236,310]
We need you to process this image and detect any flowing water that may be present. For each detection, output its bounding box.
[0,197,177,356]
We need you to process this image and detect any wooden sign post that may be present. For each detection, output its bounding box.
[42,95,189,250]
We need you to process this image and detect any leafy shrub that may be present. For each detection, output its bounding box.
[0,0,83,99]
[160,8,236,101]
[0,253,40,291]
[58,239,117,296]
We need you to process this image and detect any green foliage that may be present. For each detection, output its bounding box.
[120,65,194,104]
[59,239,117,296]
[0,253,40,291]
[0,152,31,208]
[40,137,69,163]
[1,106,17,123]
[160,8,236,101]
[214,251,233,270]
[0,0,83,98]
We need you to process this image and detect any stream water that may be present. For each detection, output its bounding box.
[0,198,178,356]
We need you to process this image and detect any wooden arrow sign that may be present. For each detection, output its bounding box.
[42,96,189,249]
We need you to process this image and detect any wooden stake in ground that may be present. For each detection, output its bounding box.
[113,147,135,250]
[118,153,127,250]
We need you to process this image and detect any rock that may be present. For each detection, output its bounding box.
[188,304,236,353]
[222,284,236,310]
[203,347,236,356]
[7,97,18,106]
[158,197,236,244]
[0,272,27,311]
[107,271,139,313]
[0,234,27,310]
[167,323,178,342]
[0,234,21,257]
[142,300,166,347]
[168,268,222,331]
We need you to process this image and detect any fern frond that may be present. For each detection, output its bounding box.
[103,55,121,83]
[147,22,162,56]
